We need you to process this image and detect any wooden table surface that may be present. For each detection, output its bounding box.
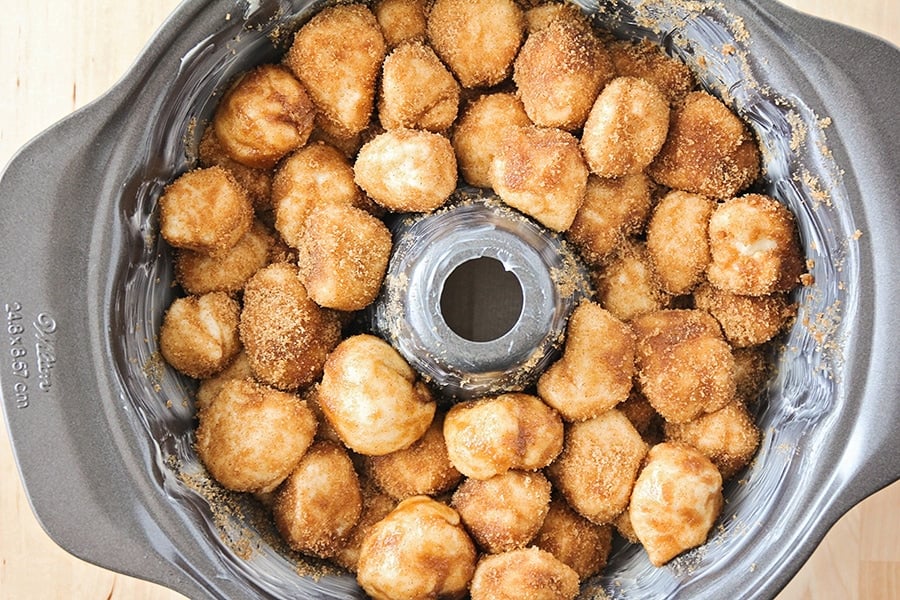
[1,1,898,598]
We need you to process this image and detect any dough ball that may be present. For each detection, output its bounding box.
[646,190,716,295]
[547,409,648,524]
[159,292,241,379]
[581,76,670,178]
[594,241,670,322]
[470,547,580,600]
[427,0,524,88]
[452,92,532,188]
[175,220,274,295]
[318,334,436,456]
[491,125,588,232]
[357,496,477,600]
[196,379,317,493]
[198,126,272,210]
[212,64,315,169]
[608,39,696,106]
[617,389,662,439]
[194,350,253,412]
[332,486,397,572]
[538,301,636,421]
[693,282,795,347]
[354,128,457,212]
[273,441,363,558]
[159,166,253,257]
[239,263,342,391]
[452,470,551,553]
[379,41,460,132]
[630,442,723,566]
[285,4,386,138]
[524,2,589,34]
[648,91,760,198]
[533,495,613,580]
[374,0,427,47]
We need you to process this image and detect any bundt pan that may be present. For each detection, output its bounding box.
[1,0,898,598]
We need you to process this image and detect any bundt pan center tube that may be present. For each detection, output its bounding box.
[1,0,899,599]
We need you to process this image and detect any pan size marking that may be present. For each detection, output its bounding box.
[4,302,59,409]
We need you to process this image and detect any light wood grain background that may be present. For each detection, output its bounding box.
[1,1,898,598]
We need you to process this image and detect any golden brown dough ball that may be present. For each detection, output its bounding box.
[272,141,366,250]
[364,415,462,500]
[646,190,716,295]
[665,400,760,480]
[707,194,805,296]
[452,470,552,553]
[648,90,760,198]
[567,172,653,266]
[239,263,342,391]
[427,0,525,88]
[285,4,386,138]
[357,496,477,600]
[194,351,253,412]
[581,76,670,178]
[318,334,436,456]
[631,309,736,424]
[175,220,274,295]
[547,409,648,524]
[374,0,427,47]
[195,379,317,493]
[594,241,670,322]
[732,346,770,402]
[159,292,241,380]
[513,17,613,131]
[469,547,580,600]
[491,125,588,232]
[451,93,532,188]
[538,301,636,421]
[296,203,392,311]
[379,41,460,132]
[159,166,253,257]
[198,126,272,210]
[332,486,397,572]
[694,282,795,347]
[629,442,723,566]
[533,495,613,580]
[212,64,315,169]
[443,393,563,480]
[273,441,363,558]
[608,39,697,106]
[523,2,589,34]
[354,128,457,212]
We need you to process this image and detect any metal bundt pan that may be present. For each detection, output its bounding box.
[1,0,898,598]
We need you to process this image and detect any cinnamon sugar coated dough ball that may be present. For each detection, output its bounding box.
[198,127,272,210]
[379,41,460,132]
[533,495,613,580]
[159,166,253,257]
[567,172,653,266]
[470,547,580,600]
[239,263,342,390]
[332,487,397,572]
[443,393,563,480]
[538,302,636,422]
[524,1,589,34]
[196,379,317,493]
[273,441,363,558]
[318,334,436,456]
[194,351,253,411]
[608,39,697,106]
[491,125,588,232]
[665,400,760,480]
[364,415,462,500]
[581,76,670,178]
[548,409,648,524]
[452,93,532,188]
[452,470,552,553]
[297,203,392,311]
[374,0,427,47]
[159,292,241,380]
[212,64,315,169]
[594,241,670,322]
[513,17,614,131]
[630,442,724,566]
[646,190,716,295]
[285,4,386,138]
[649,90,761,198]
[357,496,477,600]
[632,309,736,424]
[707,194,805,296]
[354,128,457,212]
[175,220,274,295]
[694,282,795,347]
[273,142,365,250]
[427,0,525,88]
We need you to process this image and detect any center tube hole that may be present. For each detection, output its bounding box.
[439,257,525,343]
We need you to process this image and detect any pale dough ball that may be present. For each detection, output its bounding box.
[646,190,716,295]
[608,38,697,106]
[533,495,613,580]
[470,547,580,600]
[175,220,273,295]
[594,241,670,322]
[373,0,427,47]
[379,41,460,132]
[159,292,241,380]
[693,282,795,348]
